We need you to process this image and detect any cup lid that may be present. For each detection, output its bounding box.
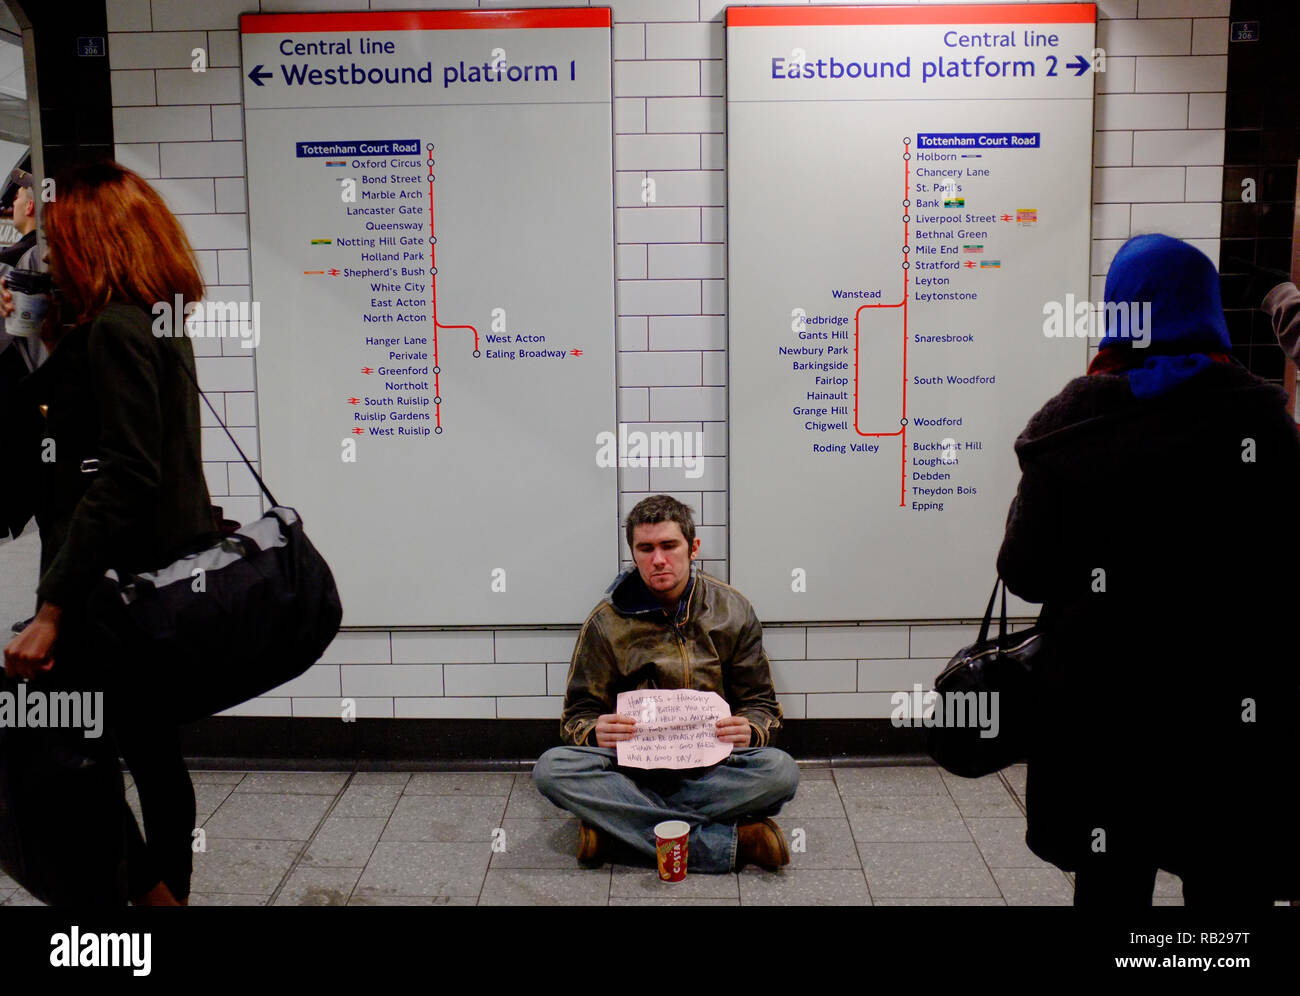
[654,820,690,838]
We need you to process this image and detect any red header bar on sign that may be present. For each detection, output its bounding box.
[240,8,612,34]
[726,4,1096,27]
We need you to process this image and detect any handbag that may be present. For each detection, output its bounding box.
[926,577,1043,778]
[81,349,343,724]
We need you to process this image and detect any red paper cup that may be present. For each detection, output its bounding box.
[654,820,690,882]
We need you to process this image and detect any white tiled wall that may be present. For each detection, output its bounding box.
[105,0,1228,722]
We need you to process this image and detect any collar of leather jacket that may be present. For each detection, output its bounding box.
[604,566,697,623]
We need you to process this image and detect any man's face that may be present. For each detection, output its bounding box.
[12,185,32,228]
[631,519,700,605]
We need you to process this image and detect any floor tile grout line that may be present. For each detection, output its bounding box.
[476,773,516,905]
[958,822,1006,904]
[348,770,414,906]
[830,776,875,904]
[998,767,1077,898]
[829,768,876,903]
[266,767,358,907]
[941,774,1008,903]
[996,769,1027,818]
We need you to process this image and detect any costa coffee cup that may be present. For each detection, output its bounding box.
[654,819,690,882]
[4,268,52,338]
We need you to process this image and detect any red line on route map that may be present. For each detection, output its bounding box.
[853,138,911,506]
[427,145,480,431]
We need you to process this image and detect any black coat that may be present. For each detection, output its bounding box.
[6,302,214,613]
[997,362,1300,893]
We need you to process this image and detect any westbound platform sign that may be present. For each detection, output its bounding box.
[241,9,617,626]
[727,3,1097,621]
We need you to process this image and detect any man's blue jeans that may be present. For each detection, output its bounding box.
[533,746,799,873]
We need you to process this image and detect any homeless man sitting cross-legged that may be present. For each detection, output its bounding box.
[533,495,799,873]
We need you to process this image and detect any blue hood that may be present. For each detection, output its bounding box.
[1097,234,1233,399]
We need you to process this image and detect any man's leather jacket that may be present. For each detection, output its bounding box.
[560,567,784,748]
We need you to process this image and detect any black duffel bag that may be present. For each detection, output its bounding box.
[927,577,1042,779]
[81,350,342,724]
[83,505,343,724]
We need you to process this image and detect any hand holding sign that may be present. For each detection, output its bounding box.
[614,689,733,770]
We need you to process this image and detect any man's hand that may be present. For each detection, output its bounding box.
[0,283,13,319]
[594,713,637,747]
[3,602,61,680]
[715,715,751,748]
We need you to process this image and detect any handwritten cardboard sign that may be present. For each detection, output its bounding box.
[615,688,733,770]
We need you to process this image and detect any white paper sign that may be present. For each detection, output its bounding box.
[615,689,733,770]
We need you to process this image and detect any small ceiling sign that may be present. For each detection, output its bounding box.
[1229,21,1259,43]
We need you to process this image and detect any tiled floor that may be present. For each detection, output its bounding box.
[0,762,1190,906]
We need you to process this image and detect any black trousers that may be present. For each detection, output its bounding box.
[115,720,195,902]
[55,617,196,903]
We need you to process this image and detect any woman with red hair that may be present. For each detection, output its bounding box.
[2,161,215,905]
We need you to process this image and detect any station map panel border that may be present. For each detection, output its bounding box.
[241,9,618,626]
[727,3,1096,621]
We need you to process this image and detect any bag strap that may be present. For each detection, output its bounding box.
[168,342,280,509]
[976,578,1000,645]
[999,580,1010,645]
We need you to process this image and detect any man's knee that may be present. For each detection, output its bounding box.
[725,748,799,809]
[532,746,605,803]
[532,747,569,801]
[761,749,799,804]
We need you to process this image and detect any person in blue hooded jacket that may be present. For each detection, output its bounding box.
[997,233,1300,906]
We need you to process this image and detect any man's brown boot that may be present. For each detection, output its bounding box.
[577,820,608,863]
[736,818,790,870]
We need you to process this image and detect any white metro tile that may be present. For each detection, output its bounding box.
[107,0,151,32]
[109,31,206,70]
[493,630,579,663]
[1134,55,1226,92]
[807,626,909,660]
[1095,93,1188,130]
[319,631,392,666]
[1129,201,1220,239]
[111,69,156,105]
[1132,129,1224,166]
[1096,17,1190,57]
[1183,165,1222,201]
[1187,92,1225,130]
[614,60,700,98]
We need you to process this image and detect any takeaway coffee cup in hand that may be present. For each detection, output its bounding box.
[3,268,52,337]
[654,820,690,882]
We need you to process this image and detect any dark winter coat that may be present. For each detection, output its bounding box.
[997,362,1300,894]
[6,302,214,612]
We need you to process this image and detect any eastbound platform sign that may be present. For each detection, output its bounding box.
[727,4,1096,621]
[241,9,617,626]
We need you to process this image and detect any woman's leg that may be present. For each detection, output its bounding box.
[116,723,195,903]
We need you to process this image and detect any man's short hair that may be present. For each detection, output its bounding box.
[625,495,696,552]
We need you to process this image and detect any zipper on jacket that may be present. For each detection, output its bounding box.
[673,573,695,686]
[673,626,690,687]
